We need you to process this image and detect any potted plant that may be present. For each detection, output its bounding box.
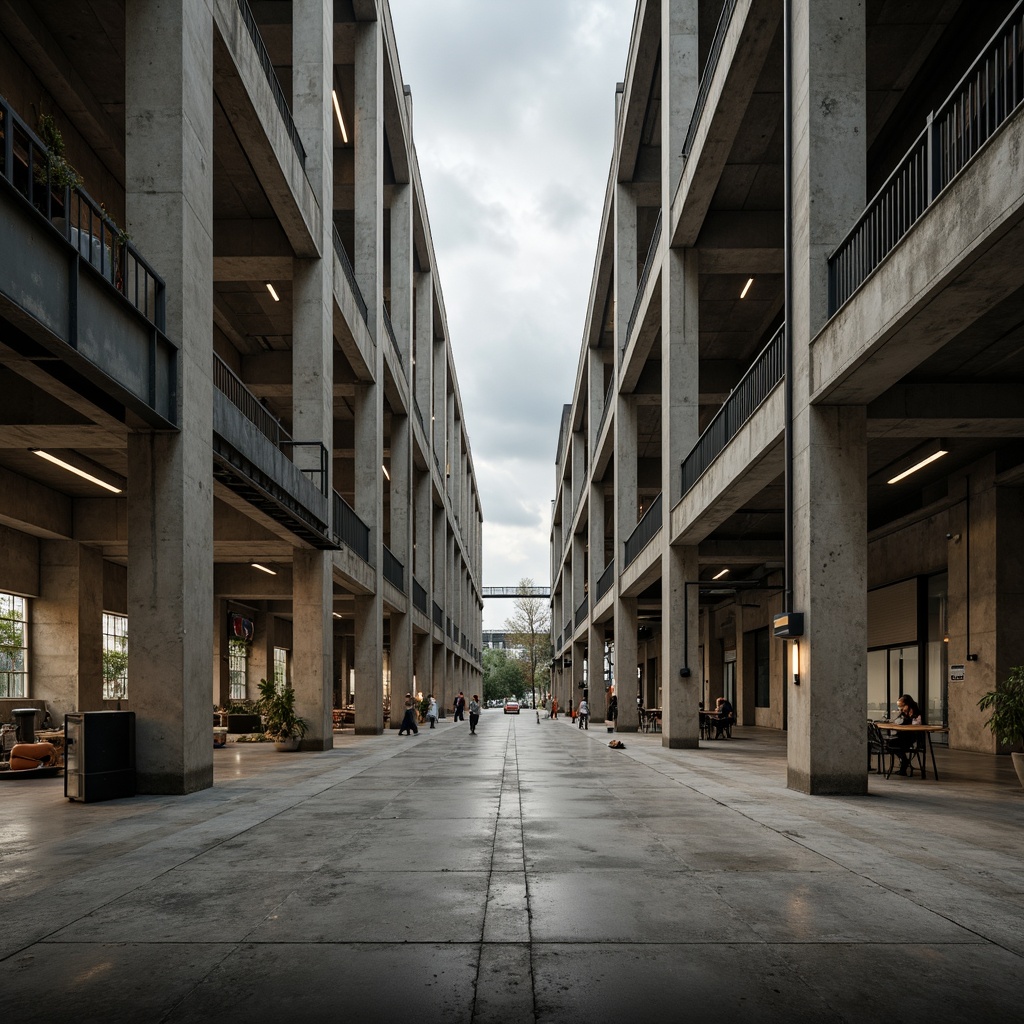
[35,114,82,219]
[978,665,1024,788]
[256,676,308,751]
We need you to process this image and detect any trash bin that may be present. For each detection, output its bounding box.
[12,708,38,743]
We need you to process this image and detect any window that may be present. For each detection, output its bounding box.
[273,647,288,691]
[0,593,28,698]
[102,613,129,700]
[229,638,249,701]
[754,627,770,708]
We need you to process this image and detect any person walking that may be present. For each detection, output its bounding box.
[453,691,466,722]
[398,693,418,736]
[550,697,558,720]
[469,694,481,734]
[426,694,438,728]
[608,694,618,729]
[577,697,590,730]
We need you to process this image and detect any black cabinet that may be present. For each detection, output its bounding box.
[64,711,136,803]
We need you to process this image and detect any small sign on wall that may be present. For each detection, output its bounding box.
[949,664,965,682]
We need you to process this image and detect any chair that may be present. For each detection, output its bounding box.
[869,722,926,778]
[699,712,713,740]
[712,713,732,740]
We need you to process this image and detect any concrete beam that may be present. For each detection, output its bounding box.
[868,383,1024,437]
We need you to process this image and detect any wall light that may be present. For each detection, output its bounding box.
[331,89,349,143]
[33,450,122,493]
[712,567,729,580]
[740,277,754,299]
[790,639,800,686]
[251,563,277,575]
[887,446,948,484]
[266,283,280,302]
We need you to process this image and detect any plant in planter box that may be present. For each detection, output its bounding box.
[256,676,308,749]
[35,114,82,216]
[978,664,1024,787]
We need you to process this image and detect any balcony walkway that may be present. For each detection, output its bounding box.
[2,718,1021,1022]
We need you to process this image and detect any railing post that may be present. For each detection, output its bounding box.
[926,110,939,203]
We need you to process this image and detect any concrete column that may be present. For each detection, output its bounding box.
[662,0,698,213]
[588,623,608,723]
[33,542,103,719]
[125,0,213,794]
[414,631,432,702]
[389,415,413,727]
[213,600,230,707]
[414,271,433,424]
[613,390,639,730]
[293,550,332,748]
[249,604,275,688]
[433,344,446,467]
[355,18,383,331]
[787,0,867,794]
[433,641,446,718]
[614,184,637,365]
[391,184,414,369]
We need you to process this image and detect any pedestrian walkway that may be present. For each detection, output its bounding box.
[2,715,1022,1022]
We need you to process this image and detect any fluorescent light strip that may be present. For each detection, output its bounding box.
[712,568,729,580]
[251,563,277,575]
[382,464,390,480]
[332,612,342,620]
[33,450,121,493]
[740,277,754,299]
[887,449,948,485]
[266,282,280,302]
[332,90,349,143]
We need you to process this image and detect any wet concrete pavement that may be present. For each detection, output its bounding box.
[2,713,1022,1023]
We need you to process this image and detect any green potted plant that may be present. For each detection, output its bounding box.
[256,676,308,751]
[978,665,1024,788]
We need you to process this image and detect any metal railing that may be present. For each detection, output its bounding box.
[414,395,427,435]
[433,601,444,630]
[235,0,306,167]
[383,545,404,591]
[556,633,563,651]
[0,96,165,331]
[213,353,328,494]
[333,491,371,563]
[623,212,662,354]
[623,492,662,568]
[680,324,785,496]
[596,558,615,602]
[575,595,590,631]
[382,304,404,371]
[413,578,428,614]
[829,1,1024,313]
[563,618,572,640]
[332,225,368,326]
[596,377,615,441]
[681,0,739,159]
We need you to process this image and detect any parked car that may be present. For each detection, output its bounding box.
[504,699,520,715]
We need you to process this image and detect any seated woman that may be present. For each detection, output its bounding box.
[889,694,923,775]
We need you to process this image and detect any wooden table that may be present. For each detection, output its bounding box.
[640,708,662,733]
[872,723,948,780]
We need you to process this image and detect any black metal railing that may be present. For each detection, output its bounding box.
[333,490,371,563]
[829,2,1024,313]
[596,558,615,602]
[332,225,368,326]
[623,212,662,354]
[383,545,404,590]
[575,595,589,631]
[433,601,444,630]
[596,377,615,441]
[556,633,563,651]
[382,304,404,371]
[413,578,428,614]
[446,616,453,639]
[0,96,165,331]
[681,0,739,159]
[680,324,785,496]
[235,0,306,167]
[414,395,427,435]
[213,353,328,494]
[563,617,572,640]
[623,492,662,569]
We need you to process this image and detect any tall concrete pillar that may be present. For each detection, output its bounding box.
[213,600,230,707]
[125,0,214,794]
[293,550,333,747]
[788,0,867,794]
[588,623,608,723]
[389,414,413,726]
[414,271,434,426]
[614,185,638,364]
[613,391,639,731]
[391,183,414,369]
[33,541,103,718]
[433,343,446,467]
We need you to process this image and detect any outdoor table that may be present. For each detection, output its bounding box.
[872,722,948,780]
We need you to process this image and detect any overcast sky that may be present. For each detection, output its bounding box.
[388,0,636,631]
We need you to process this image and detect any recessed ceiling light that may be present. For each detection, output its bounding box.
[33,450,122,493]
[266,283,280,302]
[331,89,349,143]
[713,568,729,580]
[382,464,390,480]
[887,449,948,485]
[251,563,277,575]
[740,277,754,299]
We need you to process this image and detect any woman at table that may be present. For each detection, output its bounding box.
[889,694,923,775]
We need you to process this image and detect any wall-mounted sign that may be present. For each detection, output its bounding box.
[949,664,965,682]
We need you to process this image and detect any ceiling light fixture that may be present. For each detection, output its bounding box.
[266,283,280,302]
[887,447,948,485]
[332,612,342,620]
[32,450,122,493]
[382,464,390,480]
[251,563,277,575]
[332,89,349,143]
[740,277,754,299]
[712,568,729,580]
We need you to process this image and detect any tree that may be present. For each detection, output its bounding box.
[504,577,552,711]
[483,647,525,704]
[102,635,129,701]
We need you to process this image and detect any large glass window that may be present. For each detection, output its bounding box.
[102,613,129,700]
[273,647,288,691]
[753,628,770,707]
[926,572,949,739]
[0,593,28,698]
[229,639,248,701]
[867,644,919,719]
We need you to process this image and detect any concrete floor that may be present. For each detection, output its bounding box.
[2,715,1022,1023]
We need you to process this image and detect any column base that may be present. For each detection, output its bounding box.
[355,725,384,736]
[663,735,699,750]
[136,766,213,795]
[299,737,333,752]
[787,766,868,796]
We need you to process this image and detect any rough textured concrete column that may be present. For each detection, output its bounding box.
[433,343,446,466]
[614,597,639,732]
[588,622,608,723]
[662,0,698,212]
[614,392,639,731]
[414,271,433,422]
[33,541,103,719]
[249,604,275,688]
[788,0,867,794]
[213,600,230,707]
[292,549,332,748]
[391,184,413,368]
[125,0,214,795]
[614,185,638,362]
[389,414,413,726]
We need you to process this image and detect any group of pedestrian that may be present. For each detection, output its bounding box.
[398,690,482,736]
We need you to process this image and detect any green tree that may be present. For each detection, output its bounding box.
[483,647,525,703]
[504,578,551,710]
[102,634,129,701]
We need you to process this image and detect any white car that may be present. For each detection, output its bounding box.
[504,700,520,715]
